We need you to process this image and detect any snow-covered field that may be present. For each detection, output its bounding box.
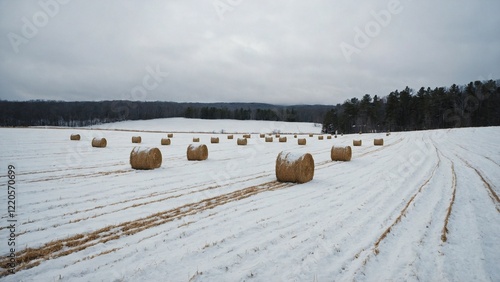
[0,118,499,281]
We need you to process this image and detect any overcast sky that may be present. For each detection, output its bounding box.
[0,0,499,105]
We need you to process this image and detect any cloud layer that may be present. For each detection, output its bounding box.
[1,0,499,104]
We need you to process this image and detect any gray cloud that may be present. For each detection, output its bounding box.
[1,0,499,105]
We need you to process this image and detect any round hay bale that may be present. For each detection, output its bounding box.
[187,144,208,161]
[275,134,281,138]
[327,135,332,140]
[318,136,324,140]
[92,138,107,148]
[260,134,265,138]
[167,133,174,138]
[279,137,287,143]
[161,138,171,145]
[70,134,80,141]
[331,146,352,161]
[130,147,162,170]
[265,136,273,142]
[237,138,247,145]
[227,135,234,139]
[309,134,314,137]
[193,137,200,142]
[335,135,338,138]
[211,137,220,144]
[294,134,297,138]
[132,136,142,143]
[298,138,307,145]
[353,140,362,146]
[374,138,384,146]
[243,134,251,139]
[275,151,314,184]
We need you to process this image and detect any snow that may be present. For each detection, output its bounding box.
[0,119,499,281]
[278,151,306,164]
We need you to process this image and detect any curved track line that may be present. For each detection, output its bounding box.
[0,181,294,277]
[441,163,457,242]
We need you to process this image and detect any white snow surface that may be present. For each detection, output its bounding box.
[0,119,499,281]
[90,117,323,134]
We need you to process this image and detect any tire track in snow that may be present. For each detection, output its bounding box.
[456,156,500,213]
[0,180,296,277]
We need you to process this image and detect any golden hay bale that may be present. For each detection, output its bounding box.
[92,138,107,148]
[227,135,234,139]
[260,134,265,138]
[243,134,251,138]
[331,146,352,161]
[130,147,162,170]
[298,138,307,145]
[279,137,287,143]
[237,138,247,145]
[265,136,273,142]
[318,136,324,140]
[211,137,220,144]
[161,138,171,145]
[275,151,314,184]
[327,135,332,140]
[70,134,80,141]
[353,140,362,146]
[187,144,208,161]
[167,133,174,138]
[294,134,297,138]
[132,136,142,143]
[275,134,281,138]
[193,137,200,142]
[374,138,384,146]
[309,134,314,137]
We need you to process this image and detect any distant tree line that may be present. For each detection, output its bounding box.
[0,100,330,127]
[322,80,500,134]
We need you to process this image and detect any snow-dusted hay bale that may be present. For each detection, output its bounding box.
[309,134,314,137]
[331,146,352,161]
[327,135,332,140]
[353,140,362,146]
[294,134,297,138]
[279,137,287,143]
[260,134,265,138]
[187,144,208,161]
[237,138,247,145]
[211,137,219,144]
[374,138,384,146]
[193,137,200,142]
[298,138,307,145]
[227,135,234,139]
[161,138,171,145]
[130,147,162,170]
[243,134,251,139]
[275,134,281,138]
[132,136,142,143]
[275,151,314,184]
[70,134,80,141]
[167,133,174,138]
[318,136,324,140]
[92,138,107,148]
[265,137,273,142]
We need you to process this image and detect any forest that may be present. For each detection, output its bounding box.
[0,79,498,132]
[322,80,500,134]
